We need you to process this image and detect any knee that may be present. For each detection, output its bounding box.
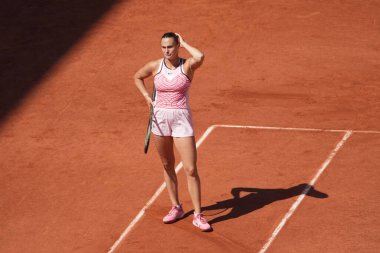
[184,164,198,177]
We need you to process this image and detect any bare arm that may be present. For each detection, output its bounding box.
[133,60,159,107]
[175,33,205,71]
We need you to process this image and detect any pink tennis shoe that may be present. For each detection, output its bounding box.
[163,204,185,224]
[163,205,212,232]
[193,213,212,232]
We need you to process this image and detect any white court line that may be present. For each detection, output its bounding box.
[213,124,380,134]
[258,130,353,253]
[107,123,373,253]
[106,125,217,253]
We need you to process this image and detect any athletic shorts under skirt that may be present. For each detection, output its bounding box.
[152,108,194,137]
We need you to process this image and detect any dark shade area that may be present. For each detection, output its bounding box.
[184,184,328,224]
[0,0,119,125]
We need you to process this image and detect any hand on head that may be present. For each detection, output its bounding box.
[175,33,185,47]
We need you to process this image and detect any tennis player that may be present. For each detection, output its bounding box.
[134,32,211,231]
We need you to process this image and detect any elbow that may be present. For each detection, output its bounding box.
[195,53,205,63]
[133,72,142,83]
[199,52,205,61]
[133,74,142,88]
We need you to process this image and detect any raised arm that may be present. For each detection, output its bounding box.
[175,33,205,71]
[133,60,159,108]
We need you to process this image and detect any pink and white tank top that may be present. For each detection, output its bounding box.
[154,58,191,109]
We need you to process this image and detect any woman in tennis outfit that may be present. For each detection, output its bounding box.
[134,32,211,231]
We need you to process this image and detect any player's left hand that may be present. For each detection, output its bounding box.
[175,33,185,47]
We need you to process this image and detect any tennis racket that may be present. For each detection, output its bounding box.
[144,86,156,154]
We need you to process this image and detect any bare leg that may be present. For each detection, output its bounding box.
[153,135,179,206]
[173,136,201,214]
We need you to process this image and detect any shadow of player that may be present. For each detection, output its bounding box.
[185,183,328,225]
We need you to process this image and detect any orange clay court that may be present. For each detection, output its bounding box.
[1,1,379,252]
